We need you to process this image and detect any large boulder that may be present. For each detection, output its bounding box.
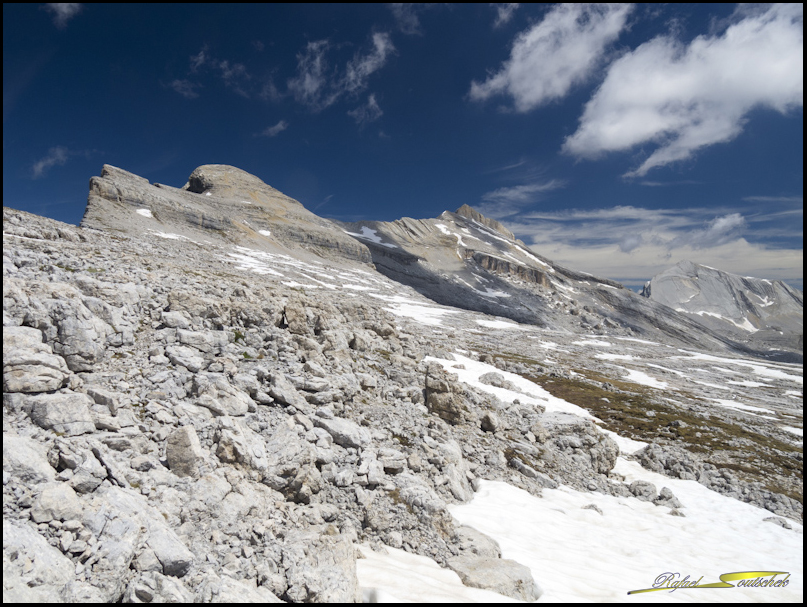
[3,326,70,392]
[446,556,542,601]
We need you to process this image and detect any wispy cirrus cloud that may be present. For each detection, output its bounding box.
[492,4,520,29]
[348,94,383,126]
[288,33,395,111]
[742,195,803,204]
[563,4,804,177]
[470,4,633,111]
[477,179,565,221]
[169,79,200,99]
[389,4,427,36]
[44,3,82,29]
[31,146,70,178]
[256,120,288,138]
[498,204,803,289]
[172,46,251,98]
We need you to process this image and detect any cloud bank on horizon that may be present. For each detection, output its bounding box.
[5,3,803,290]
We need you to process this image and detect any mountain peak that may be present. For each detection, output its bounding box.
[454,204,514,241]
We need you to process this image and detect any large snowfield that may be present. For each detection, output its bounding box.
[356,351,803,603]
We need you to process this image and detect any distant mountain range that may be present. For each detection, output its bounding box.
[81,164,802,362]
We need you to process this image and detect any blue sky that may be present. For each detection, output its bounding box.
[3,4,803,289]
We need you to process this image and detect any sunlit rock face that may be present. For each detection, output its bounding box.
[642,260,803,360]
[82,164,372,264]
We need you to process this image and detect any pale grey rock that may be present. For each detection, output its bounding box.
[177,328,229,353]
[165,344,206,373]
[269,373,308,409]
[629,480,658,502]
[31,482,83,523]
[27,391,96,436]
[122,571,194,603]
[314,414,371,449]
[446,556,542,601]
[193,572,284,603]
[454,525,502,558]
[160,310,190,329]
[194,373,252,416]
[282,530,360,603]
[393,473,446,515]
[3,325,70,392]
[654,486,683,509]
[480,410,500,433]
[424,364,477,425]
[3,519,75,602]
[165,426,204,478]
[3,434,55,485]
[84,486,194,582]
[214,416,269,471]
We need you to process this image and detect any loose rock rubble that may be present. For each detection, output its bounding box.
[3,166,802,602]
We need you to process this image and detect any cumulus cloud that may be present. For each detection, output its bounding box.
[563,4,804,177]
[257,120,288,137]
[44,3,82,29]
[492,3,520,29]
[348,94,383,126]
[470,4,633,111]
[31,146,69,178]
[289,34,394,111]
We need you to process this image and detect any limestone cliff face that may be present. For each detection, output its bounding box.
[82,164,372,264]
[339,207,774,357]
[642,261,803,354]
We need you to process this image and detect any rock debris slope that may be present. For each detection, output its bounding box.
[341,209,801,362]
[642,260,803,361]
[3,164,803,602]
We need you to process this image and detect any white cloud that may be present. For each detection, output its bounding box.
[257,120,288,137]
[668,213,746,250]
[343,33,395,95]
[499,205,803,288]
[481,180,564,206]
[348,94,383,126]
[563,4,804,177]
[183,47,250,97]
[492,3,520,29]
[389,4,425,35]
[742,195,803,204]
[289,34,394,112]
[190,47,208,72]
[169,79,200,99]
[31,146,69,178]
[44,3,82,29]
[470,4,633,111]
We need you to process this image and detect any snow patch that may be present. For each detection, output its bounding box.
[344,227,398,248]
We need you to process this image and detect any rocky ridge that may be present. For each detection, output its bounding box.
[642,260,803,359]
[3,165,803,602]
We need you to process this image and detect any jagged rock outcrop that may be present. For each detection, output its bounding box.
[82,164,372,264]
